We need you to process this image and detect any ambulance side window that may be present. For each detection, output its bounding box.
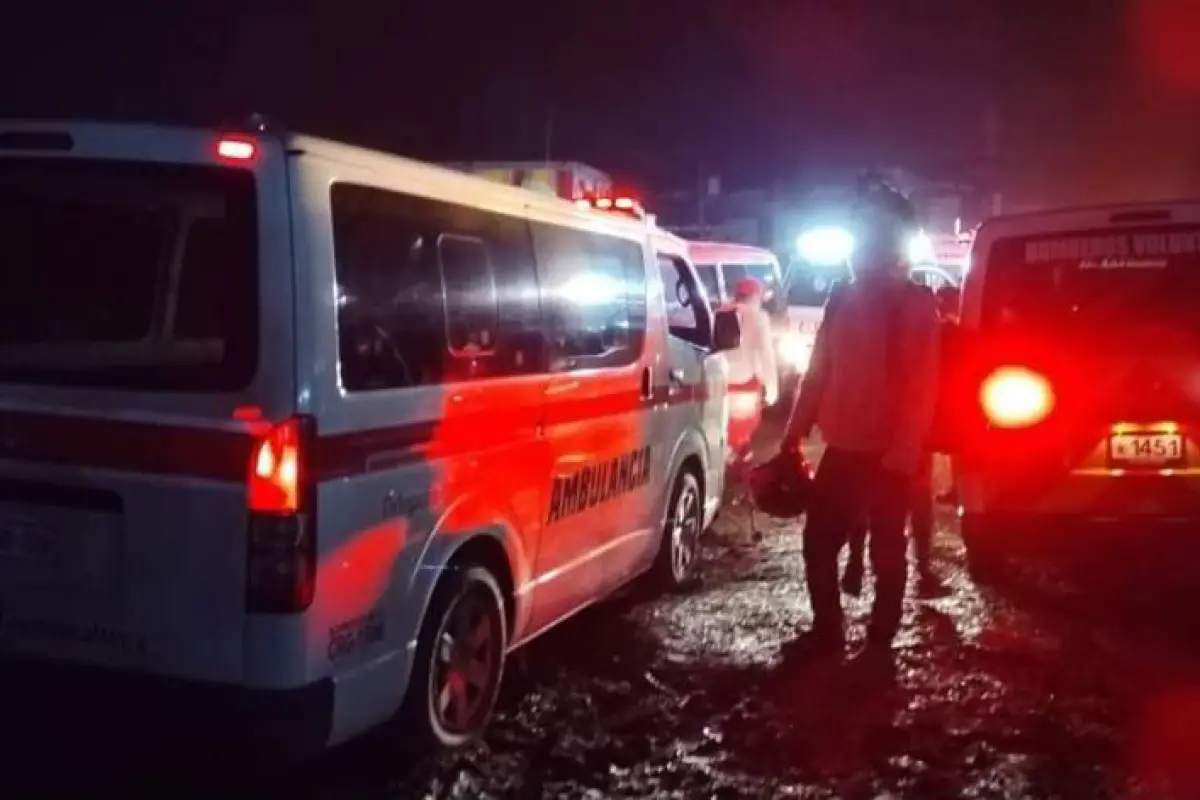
[332,183,546,391]
[433,199,545,380]
[532,223,647,372]
[332,184,445,391]
[658,255,710,348]
[438,234,499,358]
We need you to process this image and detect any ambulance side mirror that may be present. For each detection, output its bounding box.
[712,309,741,353]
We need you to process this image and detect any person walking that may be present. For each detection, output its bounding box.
[781,176,941,654]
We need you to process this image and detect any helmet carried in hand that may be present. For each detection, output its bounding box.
[748,449,814,519]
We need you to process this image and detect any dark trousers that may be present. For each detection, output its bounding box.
[802,447,911,637]
[848,453,934,569]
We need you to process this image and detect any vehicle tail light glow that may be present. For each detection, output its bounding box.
[216,136,257,163]
[248,418,302,513]
[246,417,315,613]
[980,366,1054,428]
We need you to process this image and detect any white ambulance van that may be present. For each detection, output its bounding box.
[0,119,739,756]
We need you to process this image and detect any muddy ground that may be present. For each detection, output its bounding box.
[294,430,1200,799]
[17,424,1200,798]
[290,506,1200,799]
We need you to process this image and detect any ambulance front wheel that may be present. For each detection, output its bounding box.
[653,468,704,591]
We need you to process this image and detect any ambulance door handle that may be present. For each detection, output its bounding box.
[668,368,685,395]
[640,366,653,401]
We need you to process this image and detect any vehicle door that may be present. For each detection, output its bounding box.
[528,220,652,631]
[655,253,726,521]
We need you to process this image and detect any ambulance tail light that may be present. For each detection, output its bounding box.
[981,366,1054,429]
[246,417,316,613]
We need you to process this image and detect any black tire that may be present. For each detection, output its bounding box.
[961,514,1004,585]
[400,565,508,751]
[652,469,704,590]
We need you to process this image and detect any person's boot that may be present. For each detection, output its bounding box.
[841,559,864,597]
[783,620,846,662]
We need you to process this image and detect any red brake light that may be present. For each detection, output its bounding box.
[595,197,613,209]
[981,366,1054,428]
[248,418,302,513]
[216,136,257,163]
[615,197,634,209]
[245,416,315,613]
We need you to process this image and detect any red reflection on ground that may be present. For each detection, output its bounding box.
[1127,685,1200,794]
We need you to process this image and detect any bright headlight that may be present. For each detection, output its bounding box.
[796,227,854,266]
[907,230,935,265]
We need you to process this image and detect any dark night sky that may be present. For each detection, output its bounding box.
[1,0,1198,208]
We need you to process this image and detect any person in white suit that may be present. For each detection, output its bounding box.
[727,277,779,407]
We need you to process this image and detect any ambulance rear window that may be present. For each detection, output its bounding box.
[0,158,258,391]
[982,224,1200,351]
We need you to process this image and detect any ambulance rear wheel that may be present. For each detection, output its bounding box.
[402,565,507,751]
[654,469,704,590]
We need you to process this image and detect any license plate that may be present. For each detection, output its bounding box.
[0,516,61,571]
[1109,432,1184,466]
[0,505,117,592]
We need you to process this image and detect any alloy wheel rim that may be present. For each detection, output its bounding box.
[431,589,499,734]
[671,480,701,580]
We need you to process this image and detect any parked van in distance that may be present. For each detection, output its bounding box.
[687,241,800,386]
[0,118,739,758]
[956,201,1200,581]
